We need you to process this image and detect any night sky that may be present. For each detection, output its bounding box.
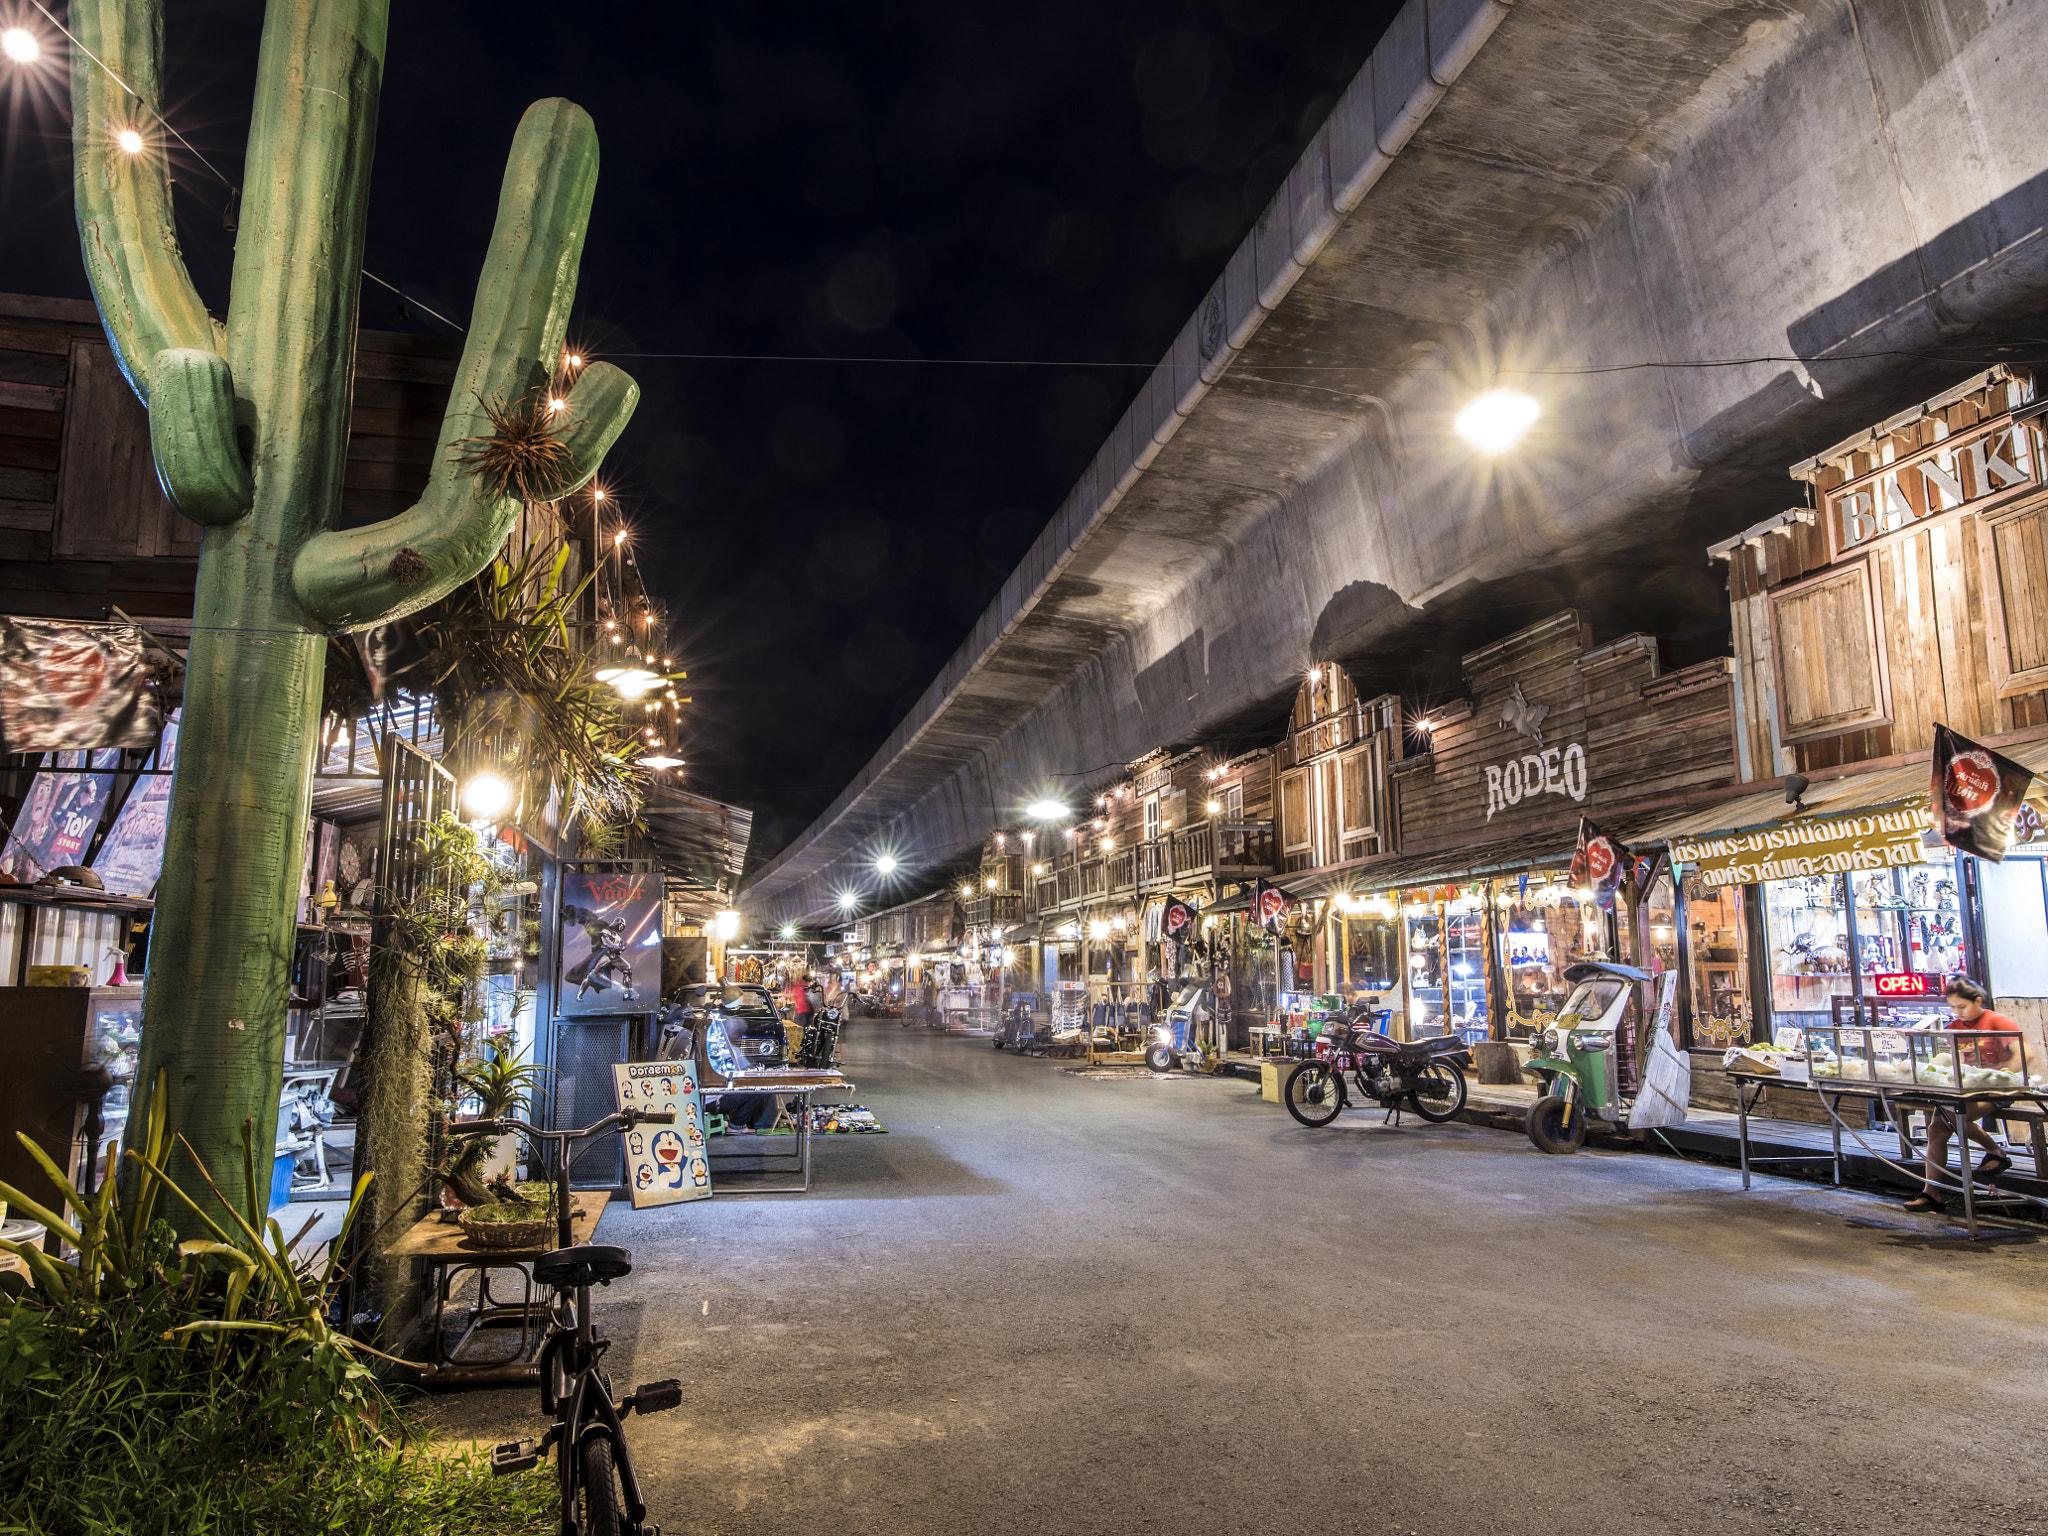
[0,1,1398,866]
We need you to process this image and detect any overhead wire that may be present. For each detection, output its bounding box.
[27,3,462,331]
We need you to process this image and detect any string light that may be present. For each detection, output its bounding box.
[116,128,143,154]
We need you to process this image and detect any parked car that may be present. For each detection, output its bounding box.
[667,983,788,1066]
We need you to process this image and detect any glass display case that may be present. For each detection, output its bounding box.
[1806,1025,2031,1090]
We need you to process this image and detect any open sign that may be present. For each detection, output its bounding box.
[1870,972,1940,997]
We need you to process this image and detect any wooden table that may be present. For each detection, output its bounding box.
[388,1191,608,1385]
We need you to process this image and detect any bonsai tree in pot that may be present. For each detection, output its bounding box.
[440,1036,547,1210]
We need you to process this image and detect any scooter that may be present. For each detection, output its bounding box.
[1522,960,1656,1154]
[1145,980,1214,1072]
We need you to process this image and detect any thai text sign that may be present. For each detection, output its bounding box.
[1484,741,1588,823]
[1830,417,2038,552]
[1672,804,1930,888]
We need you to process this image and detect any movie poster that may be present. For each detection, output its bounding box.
[92,711,181,896]
[1,748,122,881]
[558,871,662,1015]
[611,1061,711,1208]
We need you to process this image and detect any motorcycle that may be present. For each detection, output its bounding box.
[1522,960,1660,1154]
[794,1003,843,1069]
[1145,980,1215,1072]
[1283,1013,1472,1128]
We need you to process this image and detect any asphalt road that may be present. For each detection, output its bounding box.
[423,1026,2048,1536]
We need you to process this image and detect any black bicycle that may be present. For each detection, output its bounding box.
[445,1108,683,1536]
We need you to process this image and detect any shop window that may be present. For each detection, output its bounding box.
[1497,875,1610,1037]
[1343,914,1399,996]
[1405,896,1488,1039]
[1763,862,1967,1034]
[1684,880,1750,1048]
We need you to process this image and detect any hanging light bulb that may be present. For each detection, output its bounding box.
[116,128,144,154]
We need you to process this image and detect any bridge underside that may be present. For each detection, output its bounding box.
[744,0,2048,926]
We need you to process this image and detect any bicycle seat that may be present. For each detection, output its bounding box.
[534,1243,634,1289]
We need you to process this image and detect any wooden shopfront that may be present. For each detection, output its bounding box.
[1674,365,2048,1062]
[1343,610,1744,1042]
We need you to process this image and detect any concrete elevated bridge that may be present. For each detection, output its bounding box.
[742,0,2048,926]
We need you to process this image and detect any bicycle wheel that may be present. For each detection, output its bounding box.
[1284,1062,1345,1128]
[1408,1061,1467,1123]
[578,1434,624,1536]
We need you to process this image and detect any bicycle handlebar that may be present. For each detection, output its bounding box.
[446,1107,676,1142]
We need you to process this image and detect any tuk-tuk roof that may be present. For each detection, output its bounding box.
[1563,960,1652,984]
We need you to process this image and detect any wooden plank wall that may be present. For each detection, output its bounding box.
[1392,611,1738,850]
[0,293,459,621]
[1726,379,2048,771]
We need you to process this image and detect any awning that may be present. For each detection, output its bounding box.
[1630,739,2048,887]
[1283,816,1669,901]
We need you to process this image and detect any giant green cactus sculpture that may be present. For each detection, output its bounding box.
[71,0,638,1219]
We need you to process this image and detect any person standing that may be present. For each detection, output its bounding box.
[1906,977,2022,1211]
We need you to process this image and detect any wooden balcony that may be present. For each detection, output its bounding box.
[964,892,1023,928]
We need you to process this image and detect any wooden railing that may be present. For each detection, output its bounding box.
[1215,821,1275,872]
[965,892,1022,928]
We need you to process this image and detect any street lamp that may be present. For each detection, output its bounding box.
[1455,390,1539,452]
[876,855,898,874]
[1026,799,1067,821]
[461,772,513,820]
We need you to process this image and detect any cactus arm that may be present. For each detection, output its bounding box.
[292,97,638,631]
[293,364,637,629]
[69,0,215,406]
[149,350,255,523]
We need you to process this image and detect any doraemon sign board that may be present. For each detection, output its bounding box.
[611,1061,712,1208]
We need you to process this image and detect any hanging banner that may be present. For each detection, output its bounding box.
[1569,817,1630,911]
[0,618,161,752]
[1,748,121,881]
[1162,897,1195,943]
[1930,723,2036,864]
[1252,878,1290,934]
[92,710,181,896]
[559,871,663,1015]
[611,1061,711,1207]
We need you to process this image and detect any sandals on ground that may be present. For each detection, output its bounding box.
[1904,1191,1947,1212]
[1977,1152,2014,1180]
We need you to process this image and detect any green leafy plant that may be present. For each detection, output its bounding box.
[440,1038,550,1208]
[0,1075,551,1534]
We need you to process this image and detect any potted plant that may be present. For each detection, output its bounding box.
[441,1038,556,1248]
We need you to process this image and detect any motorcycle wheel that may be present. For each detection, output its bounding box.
[1408,1061,1467,1123]
[1144,1043,1175,1073]
[1526,1094,1587,1154]
[1284,1062,1345,1128]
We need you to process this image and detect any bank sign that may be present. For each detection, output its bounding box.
[1828,416,2039,553]
[1670,805,1931,889]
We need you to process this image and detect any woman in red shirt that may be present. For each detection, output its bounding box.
[1906,978,2022,1211]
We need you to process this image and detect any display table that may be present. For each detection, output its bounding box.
[1727,1071,2048,1239]
[387,1191,608,1385]
[706,1068,853,1193]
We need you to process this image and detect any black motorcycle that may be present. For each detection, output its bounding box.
[1283,1017,1471,1129]
[794,1003,843,1069]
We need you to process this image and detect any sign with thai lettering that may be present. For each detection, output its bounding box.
[1671,804,1932,888]
[1484,742,1588,822]
[1828,416,2040,553]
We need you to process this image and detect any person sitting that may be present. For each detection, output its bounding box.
[1906,977,2022,1212]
